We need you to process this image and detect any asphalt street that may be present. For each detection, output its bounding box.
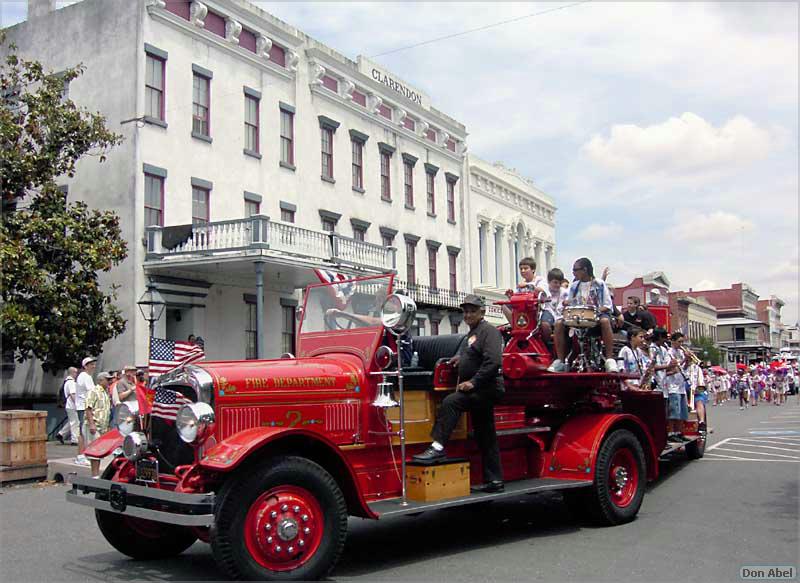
[1,398,797,583]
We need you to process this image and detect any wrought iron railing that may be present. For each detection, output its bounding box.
[145,216,396,273]
[394,279,504,318]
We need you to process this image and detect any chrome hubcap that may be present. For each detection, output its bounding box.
[277,518,299,541]
[613,467,628,491]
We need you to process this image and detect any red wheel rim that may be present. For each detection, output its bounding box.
[243,486,324,572]
[608,448,638,508]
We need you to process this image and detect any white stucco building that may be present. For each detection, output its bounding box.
[467,156,557,321]
[3,0,556,400]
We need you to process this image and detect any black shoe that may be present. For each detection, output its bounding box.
[470,480,505,494]
[698,422,707,433]
[667,434,683,443]
[412,446,446,464]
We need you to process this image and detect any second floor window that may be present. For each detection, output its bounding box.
[244,94,259,153]
[192,187,209,225]
[426,171,435,215]
[449,252,458,291]
[322,217,336,232]
[144,173,163,226]
[446,179,456,222]
[380,151,391,200]
[280,109,294,165]
[281,208,295,223]
[245,199,260,217]
[145,53,165,120]
[351,139,363,190]
[192,73,210,137]
[406,240,417,284]
[353,225,366,242]
[428,247,438,289]
[382,232,395,248]
[404,162,414,207]
[430,320,440,336]
[321,127,334,179]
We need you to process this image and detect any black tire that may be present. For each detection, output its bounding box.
[583,429,647,526]
[94,466,198,559]
[686,433,706,460]
[210,456,348,581]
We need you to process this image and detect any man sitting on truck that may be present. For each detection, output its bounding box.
[412,294,505,493]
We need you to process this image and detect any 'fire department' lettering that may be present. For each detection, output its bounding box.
[244,376,337,389]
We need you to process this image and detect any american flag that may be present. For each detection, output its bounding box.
[313,269,355,308]
[151,386,193,423]
[148,338,205,378]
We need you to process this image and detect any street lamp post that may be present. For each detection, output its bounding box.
[137,281,166,341]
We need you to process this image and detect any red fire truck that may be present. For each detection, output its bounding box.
[67,274,705,581]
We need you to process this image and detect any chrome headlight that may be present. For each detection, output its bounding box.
[122,432,148,461]
[381,294,417,336]
[176,402,216,445]
[115,401,140,436]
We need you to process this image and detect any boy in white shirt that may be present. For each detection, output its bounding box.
[503,257,547,324]
[539,268,568,350]
[618,326,650,390]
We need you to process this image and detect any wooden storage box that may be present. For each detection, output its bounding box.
[406,460,470,502]
[386,391,467,445]
[0,410,47,467]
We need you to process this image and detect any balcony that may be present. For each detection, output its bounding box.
[395,279,504,320]
[145,216,396,278]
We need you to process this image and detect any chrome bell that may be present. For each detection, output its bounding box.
[372,381,398,408]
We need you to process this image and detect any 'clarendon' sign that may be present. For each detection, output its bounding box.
[356,56,429,109]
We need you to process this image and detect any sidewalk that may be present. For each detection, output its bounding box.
[46,440,112,483]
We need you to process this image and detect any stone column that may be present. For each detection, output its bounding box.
[545,244,553,273]
[492,223,504,289]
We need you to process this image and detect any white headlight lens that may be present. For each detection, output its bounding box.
[176,402,215,444]
[122,432,148,461]
[381,294,417,335]
[115,402,139,436]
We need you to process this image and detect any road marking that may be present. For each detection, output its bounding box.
[706,437,733,452]
[702,457,800,463]
[722,442,800,453]
[758,420,800,424]
[713,447,800,459]
[731,438,800,447]
[748,430,800,434]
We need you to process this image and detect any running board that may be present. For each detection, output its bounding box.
[659,435,701,460]
[368,477,592,518]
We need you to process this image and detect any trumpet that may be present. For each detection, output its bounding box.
[682,346,702,366]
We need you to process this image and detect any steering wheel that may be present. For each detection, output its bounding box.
[324,309,356,330]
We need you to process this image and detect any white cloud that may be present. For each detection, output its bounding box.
[669,211,754,243]
[578,222,623,241]
[692,279,719,291]
[582,113,772,178]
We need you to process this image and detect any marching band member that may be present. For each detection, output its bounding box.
[618,326,651,390]
[539,268,568,351]
[665,332,689,441]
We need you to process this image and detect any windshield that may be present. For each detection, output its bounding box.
[300,274,392,334]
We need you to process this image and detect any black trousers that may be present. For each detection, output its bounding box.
[431,390,503,483]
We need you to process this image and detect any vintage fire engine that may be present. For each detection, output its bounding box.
[67,274,705,581]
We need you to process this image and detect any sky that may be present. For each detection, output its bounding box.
[2,1,798,325]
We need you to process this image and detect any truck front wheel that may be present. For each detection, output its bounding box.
[211,456,348,581]
[584,429,646,526]
[95,466,198,559]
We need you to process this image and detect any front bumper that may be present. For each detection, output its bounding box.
[66,476,215,527]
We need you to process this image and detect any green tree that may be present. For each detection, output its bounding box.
[691,336,721,366]
[1,35,127,372]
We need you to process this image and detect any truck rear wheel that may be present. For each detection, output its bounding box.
[211,456,347,581]
[95,466,198,559]
[584,429,646,526]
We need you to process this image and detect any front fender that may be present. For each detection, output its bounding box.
[84,429,123,459]
[199,427,375,518]
[543,413,658,482]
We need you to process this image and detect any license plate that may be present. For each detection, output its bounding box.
[136,459,159,483]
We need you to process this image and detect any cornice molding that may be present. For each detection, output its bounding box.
[147,7,295,81]
[309,85,464,163]
[305,47,467,140]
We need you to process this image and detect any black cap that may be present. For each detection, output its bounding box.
[460,294,485,309]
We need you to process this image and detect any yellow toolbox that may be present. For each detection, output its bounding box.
[406,460,470,502]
